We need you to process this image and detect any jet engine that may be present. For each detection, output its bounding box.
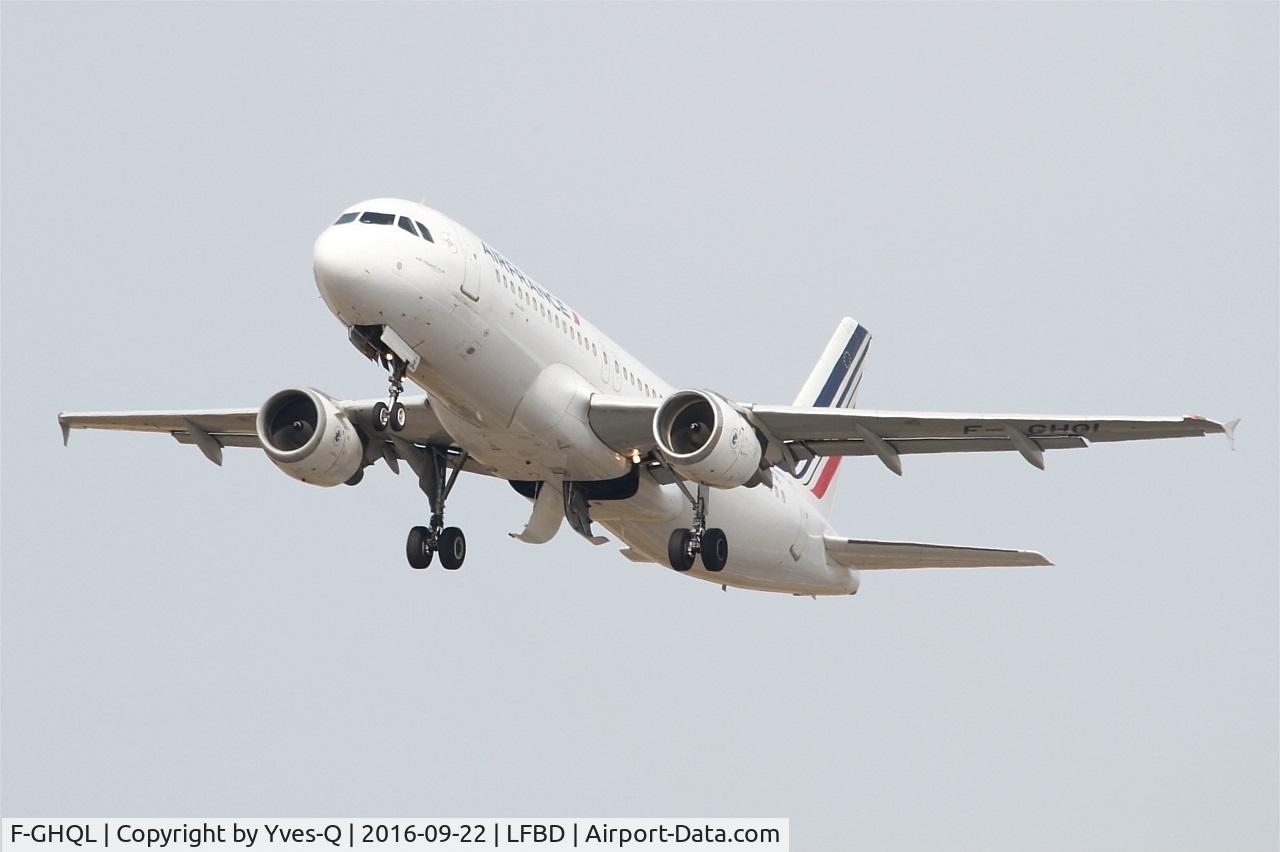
[256,387,363,487]
[652,390,763,489]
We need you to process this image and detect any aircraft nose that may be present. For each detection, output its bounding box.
[313,226,381,324]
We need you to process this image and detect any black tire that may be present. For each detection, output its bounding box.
[668,528,695,572]
[390,401,407,432]
[438,526,466,570]
[372,401,390,432]
[406,525,433,569]
[701,528,728,572]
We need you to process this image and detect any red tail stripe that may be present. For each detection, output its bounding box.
[810,456,843,499]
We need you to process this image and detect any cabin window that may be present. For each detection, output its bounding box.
[359,211,394,225]
[333,212,358,225]
[397,216,418,236]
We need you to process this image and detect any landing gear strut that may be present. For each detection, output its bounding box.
[667,481,729,573]
[371,352,408,433]
[406,446,469,570]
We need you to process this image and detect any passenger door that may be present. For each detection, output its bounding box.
[458,232,481,301]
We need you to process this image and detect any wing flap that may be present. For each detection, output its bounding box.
[172,432,261,449]
[824,536,1051,569]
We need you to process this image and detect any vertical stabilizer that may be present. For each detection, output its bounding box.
[791,317,871,515]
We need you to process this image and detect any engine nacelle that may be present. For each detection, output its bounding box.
[652,390,763,489]
[256,387,363,487]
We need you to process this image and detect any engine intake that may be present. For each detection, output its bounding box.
[257,387,363,487]
[653,390,762,489]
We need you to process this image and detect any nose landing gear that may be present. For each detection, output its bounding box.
[666,481,729,573]
[405,446,469,571]
[371,352,408,433]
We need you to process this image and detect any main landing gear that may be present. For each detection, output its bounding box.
[667,482,729,573]
[371,352,408,433]
[406,446,470,571]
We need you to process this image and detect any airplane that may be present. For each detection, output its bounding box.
[57,198,1239,596]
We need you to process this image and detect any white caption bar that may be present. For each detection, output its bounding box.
[2,819,788,851]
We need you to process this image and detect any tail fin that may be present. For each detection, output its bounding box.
[791,317,872,514]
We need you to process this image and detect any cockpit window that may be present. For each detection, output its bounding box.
[359,211,395,225]
[397,216,418,235]
[334,212,358,225]
[415,221,434,242]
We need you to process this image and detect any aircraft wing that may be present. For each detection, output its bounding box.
[749,407,1238,473]
[58,395,476,473]
[587,396,1238,474]
[59,408,262,447]
[824,536,1051,569]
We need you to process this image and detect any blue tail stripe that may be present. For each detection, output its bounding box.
[811,325,869,408]
[797,365,863,483]
[832,345,868,409]
[794,330,869,482]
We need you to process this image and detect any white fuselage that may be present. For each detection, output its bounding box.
[312,199,856,595]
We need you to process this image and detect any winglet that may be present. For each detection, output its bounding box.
[59,415,71,447]
[1223,418,1241,450]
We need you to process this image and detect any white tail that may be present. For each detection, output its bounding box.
[791,317,871,515]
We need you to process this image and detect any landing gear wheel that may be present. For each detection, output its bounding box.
[700,528,728,572]
[668,528,696,572]
[406,525,433,569]
[389,401,407,432]
[372,401,391,432]
[438,526,467,570]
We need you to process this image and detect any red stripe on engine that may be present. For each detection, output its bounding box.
[811,456,843,499]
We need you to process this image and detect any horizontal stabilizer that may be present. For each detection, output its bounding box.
[824,535,1051,569]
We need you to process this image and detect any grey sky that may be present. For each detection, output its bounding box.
[2,3,1276,849]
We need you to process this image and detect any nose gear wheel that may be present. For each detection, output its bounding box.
[371,352,408,433]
